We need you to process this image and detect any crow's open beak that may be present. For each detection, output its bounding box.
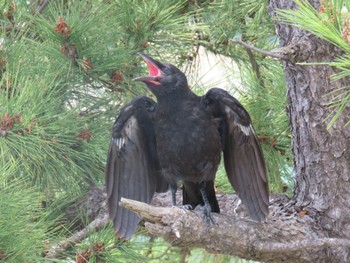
[133,53,164,84]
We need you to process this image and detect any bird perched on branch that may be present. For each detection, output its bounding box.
[106,53,269,240]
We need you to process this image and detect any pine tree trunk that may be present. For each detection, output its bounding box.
[269,0,350,238]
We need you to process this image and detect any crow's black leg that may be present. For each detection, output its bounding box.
[171,184,177,206]
[199,181,216,224]
[171,184,192,209]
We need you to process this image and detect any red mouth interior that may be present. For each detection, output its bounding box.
[144,58,162,77]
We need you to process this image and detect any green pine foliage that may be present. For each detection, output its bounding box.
[1,0,293,262]
[1,0,203,261]
[200,0,275,59]
[0,181,56,262]
[0,72,102,191]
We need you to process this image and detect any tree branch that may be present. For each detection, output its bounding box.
[44,187,350,262]
[120,197,350,262]
[45,213,109,258]
[35,0,51,15]
[244,47,266,88]
[254,238,350,252]
[229,39,299,61]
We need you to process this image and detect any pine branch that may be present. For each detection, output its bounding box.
[83,70,139,96]
[230,39,288,60]
[120,197,350,262]
[9,0,51,37]
[244,47,265,88]
[35,0,51,15]
[254,238,350,253]
[45,213,109,259]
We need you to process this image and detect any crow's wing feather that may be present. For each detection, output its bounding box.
[106,96,168,239]
[202,88,269,221]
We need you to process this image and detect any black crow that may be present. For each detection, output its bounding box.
[106,53,269,239]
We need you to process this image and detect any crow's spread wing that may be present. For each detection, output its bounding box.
[106,96,168,239]
[202,88,269,221]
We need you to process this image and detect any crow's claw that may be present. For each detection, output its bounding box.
[195,204,216,225]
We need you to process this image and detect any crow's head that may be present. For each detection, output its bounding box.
[133,53,188,97]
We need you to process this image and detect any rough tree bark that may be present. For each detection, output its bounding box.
[49,1,350,262]
[268,0,350,238]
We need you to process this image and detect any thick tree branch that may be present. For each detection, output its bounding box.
[254,238,350,252]
[45,187,350,262]
[121,197,350,262]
